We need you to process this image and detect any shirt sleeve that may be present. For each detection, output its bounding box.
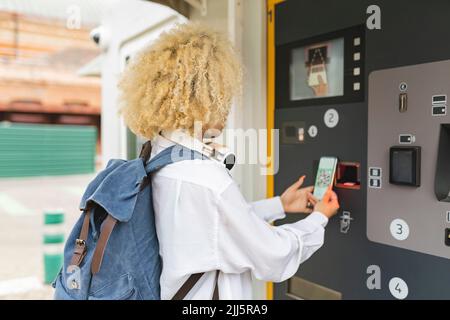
[250,197,286,222]
[216,181,328,283]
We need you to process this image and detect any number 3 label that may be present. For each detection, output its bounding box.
[390,218,409,241]
[324,109,339,128]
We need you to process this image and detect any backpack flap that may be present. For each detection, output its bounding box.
[79,158,148,222]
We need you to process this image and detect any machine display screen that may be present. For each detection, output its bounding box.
[290,37,344,101]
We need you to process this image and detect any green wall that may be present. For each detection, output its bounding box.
[0,122,97,177]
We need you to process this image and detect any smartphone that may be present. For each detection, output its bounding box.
[313,156,338,200]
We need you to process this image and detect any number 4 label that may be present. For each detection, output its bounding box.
[389,277,408,300]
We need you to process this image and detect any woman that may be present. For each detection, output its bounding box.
[118,23,339,300]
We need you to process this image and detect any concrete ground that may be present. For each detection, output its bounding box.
[0,174,95,300]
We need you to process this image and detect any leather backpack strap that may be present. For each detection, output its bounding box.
[139,141,152,162]
[212,271,219,300]
[172,271,219,300]
[91,214,117,274]
[70,209,91,267]
[69,209,117,274]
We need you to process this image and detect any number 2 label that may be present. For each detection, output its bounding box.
[324,109,339,128]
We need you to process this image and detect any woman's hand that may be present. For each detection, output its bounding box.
[280,175,315,214]
[313,187,340,218]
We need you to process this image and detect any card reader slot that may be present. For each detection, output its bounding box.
[335,162,361,190]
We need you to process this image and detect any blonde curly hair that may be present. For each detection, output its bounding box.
[118,22,242,139]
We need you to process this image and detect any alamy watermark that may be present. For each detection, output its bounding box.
[366,4,381,30]
[168,121,280,176]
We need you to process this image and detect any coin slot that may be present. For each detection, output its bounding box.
[399,93,407,113]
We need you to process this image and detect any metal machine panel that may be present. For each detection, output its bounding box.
[367,60,450,259]
[273,0,450,299]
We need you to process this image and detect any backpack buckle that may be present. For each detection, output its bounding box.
[70,239,87,267]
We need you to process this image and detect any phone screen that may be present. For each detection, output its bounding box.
[313,157,338,200]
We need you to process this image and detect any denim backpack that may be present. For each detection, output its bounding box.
[52,142,219,300]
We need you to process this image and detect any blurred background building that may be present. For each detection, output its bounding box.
[0,2,102,176]
[0,11,100,129]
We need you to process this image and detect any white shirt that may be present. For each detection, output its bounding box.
[150,133,329,300]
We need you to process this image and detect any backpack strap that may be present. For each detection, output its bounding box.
[91,214,117,274]
[172,271,219,300]
[139,141,153,162]
[212,271,219,300]
[69,208,118,274]
[69,209,91,267]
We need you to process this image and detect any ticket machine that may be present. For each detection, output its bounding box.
[271,0,450,299]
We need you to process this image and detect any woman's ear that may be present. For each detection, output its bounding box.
[203,127,222,139]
